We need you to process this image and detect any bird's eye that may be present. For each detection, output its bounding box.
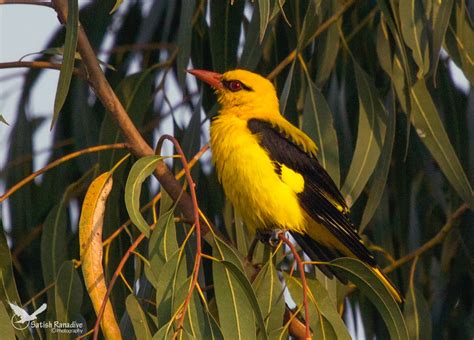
[227,80,243,92]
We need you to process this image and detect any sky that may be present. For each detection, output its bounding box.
[0,3,58,168]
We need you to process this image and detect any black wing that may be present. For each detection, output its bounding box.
[247,118,376,267]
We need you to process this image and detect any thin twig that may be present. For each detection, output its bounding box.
[0,143,127,203]
[384,203,470,273]
[267,0,357,80]
[0,61,82,77]
[156,135,202,337]
[278,233,312,340]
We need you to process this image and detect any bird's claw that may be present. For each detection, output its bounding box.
[256,229,284,247]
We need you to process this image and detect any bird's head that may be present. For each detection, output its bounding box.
[188,69,280,116]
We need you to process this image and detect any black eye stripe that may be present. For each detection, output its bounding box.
[222,80,253,92]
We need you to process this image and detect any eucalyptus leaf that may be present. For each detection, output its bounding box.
[303,78,340,186]
[0,301,15,340]
[209,0,245,72]
[431,0,454,82]
[125,155,163,237]
[258,0,271,42]
[341,62,387,206]
[55,260,83,339]
[177,0,196,87]
[330,258,409,340]
[399,0,430,78]
[126,294,153,340]
[0,115,8,126]
[409,80,473,206]
[212,236,256,339]
[52,0,79,129]
[360,94,396,232]
[252,260,285,335]
[404,287,432,340]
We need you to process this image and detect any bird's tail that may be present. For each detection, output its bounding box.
[291,231,403,303]
[290,231,348,283]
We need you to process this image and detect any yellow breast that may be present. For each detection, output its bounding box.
[210,114,306,233]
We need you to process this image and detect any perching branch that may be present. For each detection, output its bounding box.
[278,233,312,340]
[50,0,203,230]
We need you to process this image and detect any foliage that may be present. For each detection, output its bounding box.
[0,0,473,339]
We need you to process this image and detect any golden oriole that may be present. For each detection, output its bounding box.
[188,68,402,303]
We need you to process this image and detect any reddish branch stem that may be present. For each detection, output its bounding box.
[156,135,202,335]
[278,233,311,340]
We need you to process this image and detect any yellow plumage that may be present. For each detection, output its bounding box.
[189,68,402,303]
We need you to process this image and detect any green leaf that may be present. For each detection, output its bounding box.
[212,236,256,339]
[431,0,454,82]
[125,155,163,237]
[376,0,414,85]
[278,60,296,114]
[240,2,268,69]
[399,0,430,78]
[181,104,202,180]
[297,0,320,51]
[330,258,409,340]
[0,301,15,340]
[209,0,245,72]
[283,272,351,340]
[315,0,341,86]
[126,294,153,340]
[155,249,187,327]
[341,62,387,206]
[302,77,340,186]
[0,115,8,126]
[409,79,473,206]
[153,320,175,340]
[360,94,396,232]
[0,229,28,340]
[446,0,474,83]
[171,277,211,339]
[376,20,394,78]
[220,260,268,340]
[404,287,432,340]
[41,203,68,287]
[177,0,196,87]
[52,0,79,129]
[252,260,285,335]
[258,0,271,42]
[203,310,225,340]
[55,260,83,339]
[109,0,123,14]
[145,190,179,288]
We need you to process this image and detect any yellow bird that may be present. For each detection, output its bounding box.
[188,68,402,303]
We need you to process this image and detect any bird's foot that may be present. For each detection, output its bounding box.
[256,229,284,247]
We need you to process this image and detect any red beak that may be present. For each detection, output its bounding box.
[187,69,223,90]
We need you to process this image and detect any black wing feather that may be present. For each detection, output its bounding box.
[247,118,376,267]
